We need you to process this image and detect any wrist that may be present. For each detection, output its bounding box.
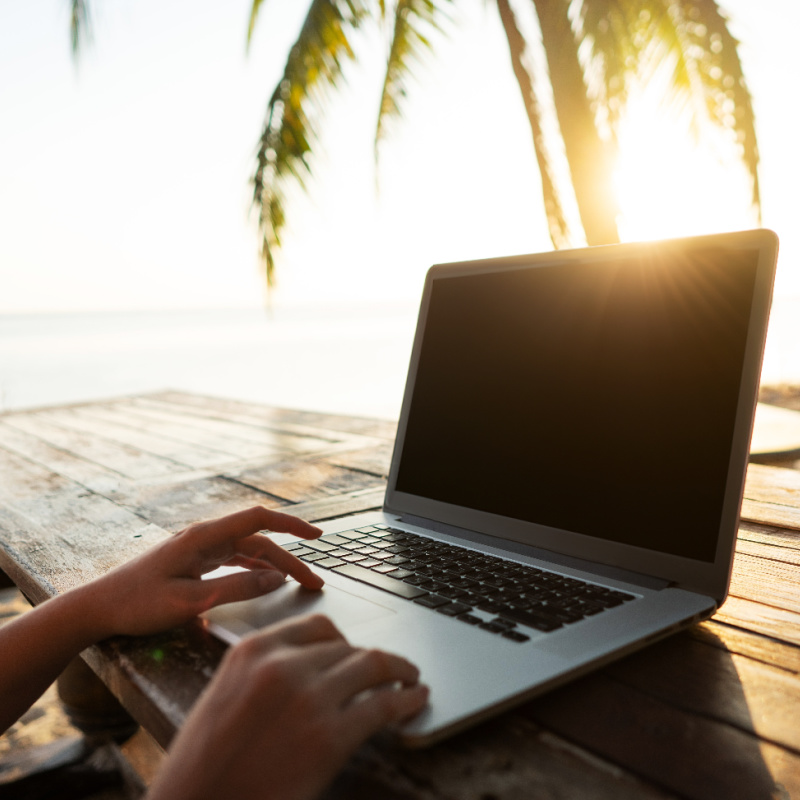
[51,578,119,649]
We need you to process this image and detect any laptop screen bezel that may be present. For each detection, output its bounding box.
[383,230,778,603]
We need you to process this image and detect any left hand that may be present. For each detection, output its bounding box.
[87,506,324,638]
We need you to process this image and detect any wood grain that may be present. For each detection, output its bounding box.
[2,392,799,798]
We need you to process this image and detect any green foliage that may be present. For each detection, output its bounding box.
[66,0,761,286]
[70,0,91,58]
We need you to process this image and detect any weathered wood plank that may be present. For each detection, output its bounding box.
[604,629,800,752]
[738,521,800,553]
[117,476,286,531]
[736,536,800,567]
[0,421,126,497]
[2,414,186,482]
[41,403,287,463]
[231,458,384,504]
[147,390,398,440]
[740,498,800,531]
[123,397,339,456]
[81,621,226,750]
[713,595,800,647]
[328,442,395,478]
[728,550,800,613]
[63,405,243,469]
[745,463,800,507]
[283,488,386,524]
[691,619,800,675]
[332,716,679,800]
[523,671,800,800]
[0,449,166,599]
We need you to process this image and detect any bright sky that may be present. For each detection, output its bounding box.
[0,0,797,312]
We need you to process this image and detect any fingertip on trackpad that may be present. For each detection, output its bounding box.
[203,580,396,643]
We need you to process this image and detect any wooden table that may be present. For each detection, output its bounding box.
[0,391,798,799]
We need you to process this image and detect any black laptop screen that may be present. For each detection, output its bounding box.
[394,247,759,562]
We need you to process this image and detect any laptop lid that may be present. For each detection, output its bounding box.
[384,230,779,604]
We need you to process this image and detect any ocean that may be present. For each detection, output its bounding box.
[0,302,420,420]
[1,296,799,420]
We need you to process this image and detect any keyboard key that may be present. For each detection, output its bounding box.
[318,535,351,546]
[437,602,472,617]
[479,621,508,634]
[502,630,531,643]
[413,594,451,609]
[498,607,563,632]
[338,530,368,541]
[305,540,339,552]
[389,568,414,580]
[315,557,345,569]
[332,563,428,599]
[301,551,331,563]
[285,547,314,558]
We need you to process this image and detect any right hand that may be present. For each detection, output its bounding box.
[147,614,429,800]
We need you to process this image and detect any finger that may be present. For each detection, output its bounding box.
[323,648,421,708]
[246,613,347,652]
[237,536,324,590]
[182,507,322,554]
[342,683,430,748]
[218,554,278,572]
[187,569,287,613]
[214,506,323,540]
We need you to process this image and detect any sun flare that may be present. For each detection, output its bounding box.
[613,89,758,243]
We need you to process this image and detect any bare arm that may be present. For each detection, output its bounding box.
[0,506,324,733]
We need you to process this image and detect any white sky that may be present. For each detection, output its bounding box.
[1,0,798,313]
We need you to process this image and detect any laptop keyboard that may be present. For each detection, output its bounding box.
[283,525,635,644]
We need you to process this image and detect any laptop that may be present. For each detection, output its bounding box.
[204,228,779,747]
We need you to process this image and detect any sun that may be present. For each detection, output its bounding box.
[612,87,758,243]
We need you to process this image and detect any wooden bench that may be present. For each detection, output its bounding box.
[1,391,799,798]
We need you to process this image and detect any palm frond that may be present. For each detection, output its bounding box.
[575,0,654,131]
[578,0,759,215]
[496,0,571,248]
[374,0,454,162]
[251,0,373,286]
[672,0,760,214]
[246,0,268,50]
[70,0,91,59]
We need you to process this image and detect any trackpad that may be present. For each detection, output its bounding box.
[203,581,396,644]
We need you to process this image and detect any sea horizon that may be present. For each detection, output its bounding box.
[1,295,799,420]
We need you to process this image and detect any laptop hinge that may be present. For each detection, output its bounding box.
[398,513,670,591]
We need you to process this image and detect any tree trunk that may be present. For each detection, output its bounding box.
[532,0,620,245]
[496,0,571,249]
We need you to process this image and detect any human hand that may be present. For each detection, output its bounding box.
[147,614,429,800]
[88,506,325,639]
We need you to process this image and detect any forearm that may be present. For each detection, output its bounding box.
[0,582,111,733]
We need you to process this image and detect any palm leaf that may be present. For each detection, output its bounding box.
[374,0,453,162]
[246,0,268,49]
[578,0,759,215]
[70,0,91,57]
[672,0,760,213]
[251,0,373,286]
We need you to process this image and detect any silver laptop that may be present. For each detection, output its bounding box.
[205,229,779,747]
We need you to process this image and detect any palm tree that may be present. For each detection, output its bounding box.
[70,0,760,287]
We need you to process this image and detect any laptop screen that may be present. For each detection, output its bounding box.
[393,245,760,563]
